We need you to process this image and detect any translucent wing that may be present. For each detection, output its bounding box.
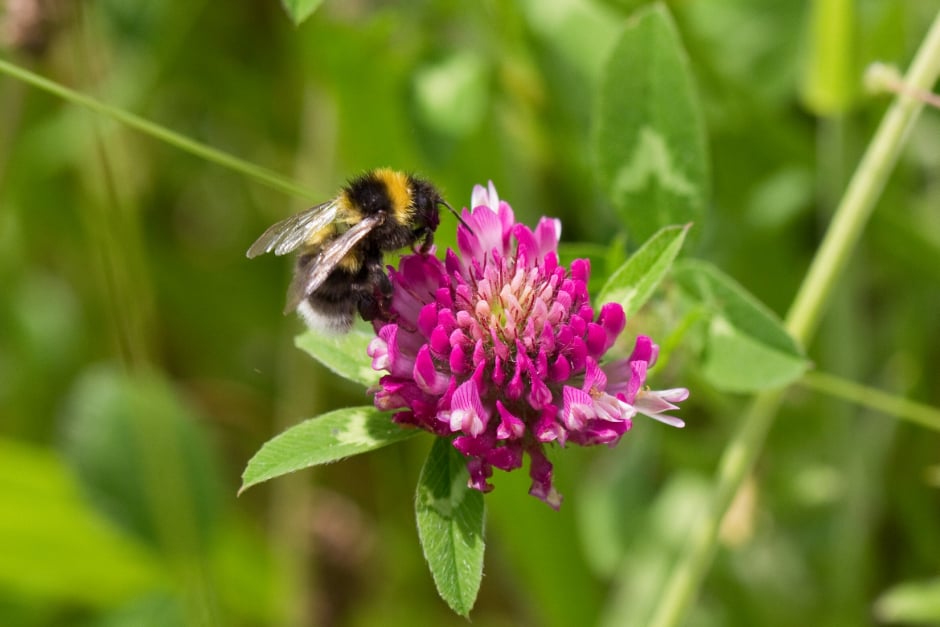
[283,214,384,313]
[246,199,341,258]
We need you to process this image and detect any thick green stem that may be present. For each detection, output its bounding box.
[0,58,316,200]
[648,11,940,627]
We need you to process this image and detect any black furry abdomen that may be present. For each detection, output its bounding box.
[297,250,392,333]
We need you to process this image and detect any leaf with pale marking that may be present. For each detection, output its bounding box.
[597,224,689,316]
[295,325,379,387]
[240,407,419,493]
[416,438,485,617]
[594,4,708,243]
[673,260,809,391]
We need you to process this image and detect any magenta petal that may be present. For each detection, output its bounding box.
[367,336,390,371]
[507,354,526,400]
[447,379,490,436]
[527,375,553,410]
[533,217,561,258]
[465,457,494,493]
[629,334,655,363]
[570,258,590,283]
[569,314,586,337]
[417,303,438,337]
[527,445,562,510]
[550,355,571,381]
[624,335,656,403]
[413,345,449,395]
[453,433,494,457]
[562,385,593,431]
[535,407,564,444]
[582,358,607,393]
[460,205,506,263]
[429,326,451,356]
[496,401,525,439]
[585,323,607,357]
[511,223,539,266]
[598,302,626,350]
[486,444,523,471]
[492,355,506,386]
[449,344,468,374]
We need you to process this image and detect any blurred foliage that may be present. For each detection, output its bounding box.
[1,0,939,626]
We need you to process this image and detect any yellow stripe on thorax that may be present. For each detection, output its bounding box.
[374,168,413,225]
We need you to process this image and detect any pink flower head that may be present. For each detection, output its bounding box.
[367,183,687,508]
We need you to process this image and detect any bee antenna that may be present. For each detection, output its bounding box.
[439,200,474,234]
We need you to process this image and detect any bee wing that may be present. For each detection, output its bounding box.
[283,214,384,313]
[246,199,341,258]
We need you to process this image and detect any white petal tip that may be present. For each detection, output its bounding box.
[647,413,686,428]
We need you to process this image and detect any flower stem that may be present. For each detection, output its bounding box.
[798,371,940,432]
[647,11,940,627]
[0,57,317,200]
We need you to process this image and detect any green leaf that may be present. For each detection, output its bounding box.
[413,51,489,137]
[240,406,418,493]
[0,437,165,605]
[597,223,689,316]
[280,0,323,26]
[594,4,708,244]
[875,577,940,624]
[673,260,809,392]
[61,366,224,555]
[295,325,380,387]
[415,438,485,617]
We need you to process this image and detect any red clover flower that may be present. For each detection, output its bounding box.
[367,183,687,508]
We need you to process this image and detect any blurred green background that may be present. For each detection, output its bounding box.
[2,0,939,625]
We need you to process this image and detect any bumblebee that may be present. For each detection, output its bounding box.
[247,168,452,332]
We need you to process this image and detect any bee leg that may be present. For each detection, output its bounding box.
[357,264,394,323]
[417,230,434,254]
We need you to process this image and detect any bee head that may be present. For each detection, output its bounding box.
[409,178,442,231]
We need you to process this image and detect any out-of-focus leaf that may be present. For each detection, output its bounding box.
[745,167,814,229]
[280,0,323,26]
[0,437,165,605]
[597,223,689,316]
[413,51,489,137]
[600,473,713,627]
[875,577,940,624]
[486,453,605,627]
[800,0,857,115]
[577,432,658,579]
[61,366,224,555]
[594,4,708,244]
[673,260,809,391]
[240,407,419,493]
[518,0,621,82]
[415,438,484,618]
[94,594,186,627]
[209,519,287,624]
[295,325,379,387]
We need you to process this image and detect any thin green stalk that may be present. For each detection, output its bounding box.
[786,18,940,345]
[648,11,940,627]
[799,371,940,432]
[0,57,316,200]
